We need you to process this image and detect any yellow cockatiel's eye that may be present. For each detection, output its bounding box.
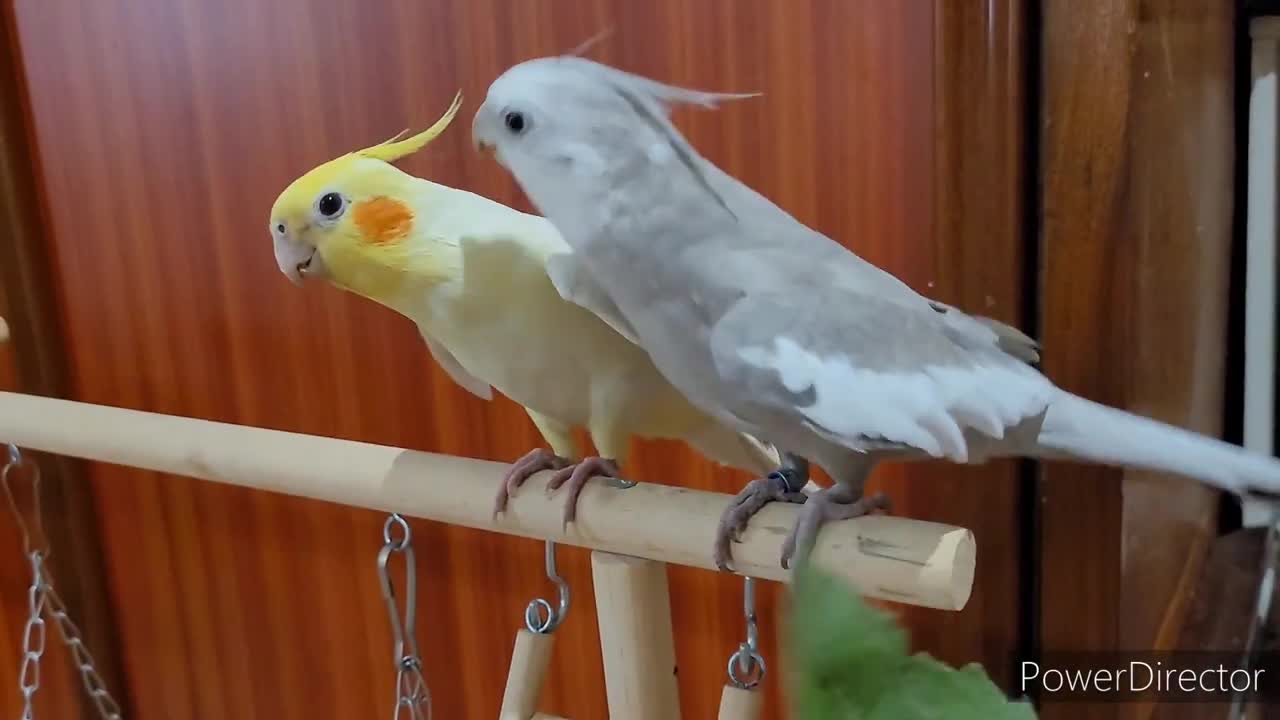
[317,192,345,218]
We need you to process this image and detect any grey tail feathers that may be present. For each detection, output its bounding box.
[1037,391,1280,498]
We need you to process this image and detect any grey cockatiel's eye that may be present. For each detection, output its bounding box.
[504,111,528,134]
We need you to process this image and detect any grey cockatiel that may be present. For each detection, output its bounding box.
[471,55,1280,570]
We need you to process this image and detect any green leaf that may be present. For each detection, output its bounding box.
[786,566,1038,720]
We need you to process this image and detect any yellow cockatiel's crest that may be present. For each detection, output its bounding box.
[270,90,461,218]
[357,91,462,164]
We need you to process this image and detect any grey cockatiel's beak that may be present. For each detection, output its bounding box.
[471,105,498,159]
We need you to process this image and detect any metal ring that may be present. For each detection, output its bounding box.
[7,443,22,467]
[525,598,556,634]
[383,513,411,550]
[727,648,766,689]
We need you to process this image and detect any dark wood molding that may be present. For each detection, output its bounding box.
[927,0,1031,692]
[0,7,130,719]
[1038,1,1235,718]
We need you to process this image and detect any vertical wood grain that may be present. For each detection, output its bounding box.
[0,6,129,720]
[920,0,1030,690]
[1039,1,1235,718]
[591,552,681,720]
[7,1,1024,718]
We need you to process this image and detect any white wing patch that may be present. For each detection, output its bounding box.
[738,337,1053,462]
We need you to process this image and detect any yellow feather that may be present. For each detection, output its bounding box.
[357,91,462,164]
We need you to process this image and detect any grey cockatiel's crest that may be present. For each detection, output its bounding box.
[472,55,1280,569]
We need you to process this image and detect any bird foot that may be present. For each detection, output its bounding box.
[713,469,810,572]
[780,487,891,570]
[547,456,620,529]
[493,448,572,518]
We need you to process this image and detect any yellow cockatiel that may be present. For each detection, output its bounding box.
[268,94,787,535]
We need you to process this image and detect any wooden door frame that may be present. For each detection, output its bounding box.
[1038,1,1237,718]
[933,0,1039,691]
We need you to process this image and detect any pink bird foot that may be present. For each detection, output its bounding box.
[714,470,810,572]
[546,456,621,529]
[780,485,892,570]
[493,448,572,518]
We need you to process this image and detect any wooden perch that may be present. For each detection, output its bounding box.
[499,629,562,720]
[592,552,682,719]
[718,685,762,720]
[0,391,977,610]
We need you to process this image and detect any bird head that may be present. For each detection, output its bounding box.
[269,92,462,298]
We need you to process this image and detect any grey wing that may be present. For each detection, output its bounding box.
[708,290,1054,462]
[925,300,1041,364]
[417,326,493,400]
[545,252,643,345]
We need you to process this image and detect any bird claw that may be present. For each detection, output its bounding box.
[713,472,809,572]
[547,456,620,529]
[780,489,891,570]
[493,448,572,519]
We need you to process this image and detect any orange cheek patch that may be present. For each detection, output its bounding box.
[353,196,414,245]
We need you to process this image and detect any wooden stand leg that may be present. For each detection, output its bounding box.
[499,628,556,720]
[591,551,681,720]
[717,685,762,720]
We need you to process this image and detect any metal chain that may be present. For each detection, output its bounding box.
[5,444,123,719]
[727,576,766,690]
[18,551,48,720]
[378,513,431,720]
[42,579,123,719]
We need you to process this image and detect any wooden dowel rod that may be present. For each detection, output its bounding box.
[499,629,555,720]
[0,391,976,610]
[717,685,762,720]
[591,552,681,720]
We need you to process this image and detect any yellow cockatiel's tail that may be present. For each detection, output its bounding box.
[269,94,789,570]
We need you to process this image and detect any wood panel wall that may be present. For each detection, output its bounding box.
[2,1,1033,718]
[1038,2,1236,719]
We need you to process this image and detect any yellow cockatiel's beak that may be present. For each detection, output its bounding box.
[273,230,328,286]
